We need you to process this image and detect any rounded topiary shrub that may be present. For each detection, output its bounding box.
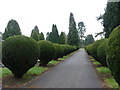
[97,39,108,67]
[85,44,93,55]
[38,40,55,66]
[54,44,64,60]
[2,35,39,78]
[91,39,105,61]
[106,25,120,85]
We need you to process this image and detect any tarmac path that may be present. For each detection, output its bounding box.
[23,49,101,88]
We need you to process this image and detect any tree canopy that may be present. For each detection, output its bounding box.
[2,19,21,40]
[59,32,67,44]
[85,34,95,45]
[67,13,80,46]
[31,26,40,41]
[78,21,86,40]
[97,2,120,38]
[39,32,45,40]
[46,24,60,43]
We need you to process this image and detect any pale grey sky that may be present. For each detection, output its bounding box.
[0,0,108,39]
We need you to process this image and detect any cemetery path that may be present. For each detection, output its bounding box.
[23,49,101,88]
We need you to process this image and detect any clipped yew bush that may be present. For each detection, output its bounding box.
[97,39,108,67]
[61,45,76,56]
[2,35,39,78]
[106,26,120,85]
[38,40,56,66]
[54,44,64,60]
[85,44,93,55]
[91,39,105,61]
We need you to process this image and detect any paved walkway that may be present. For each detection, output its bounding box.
[23,49,101,88]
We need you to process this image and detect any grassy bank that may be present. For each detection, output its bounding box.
[1,50,78,88]
[89,56,119,88]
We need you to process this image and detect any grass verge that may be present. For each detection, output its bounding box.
[2,67,48,88]
[2,50,78,88]
[89,56,119,88]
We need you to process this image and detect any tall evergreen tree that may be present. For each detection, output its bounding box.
[31,31,39,41]
[85,34,95,45]
[31,26,40,41]
[47,24,60,43]
[34,26,39,34]
[46,32,50,40]
[67,13,79,46]
[39,32,45,40]
[59,32,66,44]
[97,2,120,38]
[2,19,21,40]
[78,21,86,40]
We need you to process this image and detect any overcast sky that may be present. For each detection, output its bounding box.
[0,0,108,39]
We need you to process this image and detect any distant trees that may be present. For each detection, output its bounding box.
[31,31,39,41]
[59,32,67,44]
[31,26,40,41]
[67,13,80,46]
[2,19,22,40]
[97,2,120,38]
[46,24,60,44]
[77,21,86,46]
[85,34,95,45]
[78,22,86,40]
[39,32,45,40]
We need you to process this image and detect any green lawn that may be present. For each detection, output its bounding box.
[0,68,12,78]
[96,67,111,74]
[48,60,61,66]
[105,78,119,88]
[93,61,101,65]
[1,66,48,79]
[90,58,119,88]
[2,50,77,87]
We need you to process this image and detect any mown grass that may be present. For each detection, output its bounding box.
[2,50,78,87]
[58,56,69,61]
[23,67,48,79]
[1,68,12,78]
[93,61,101,65]
[48,60,61,66]
[90,57,119,88]
[1,67,48,79]
[104,78,119,88]
[96,67,111,74]
[2,66,48,88]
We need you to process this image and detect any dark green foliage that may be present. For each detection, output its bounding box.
[31,26,40,41]
[2,19,21,40]
[38,40,56,66]
[46,32,50,40]
[78,21,86,40]
[91,39,105,60]
[33,26,39,34]
[98,2,120,38]
[61,45,77,56]
[39,32,45,40]
[85,39,105,61]
[59,32,66,44]
[106,26,120,85]
[54,44,64,60]
[47,24,60,43]
[31,31,39,41]
[67,13,80,46]
[2,35,39,78]
[85,44,93,55]
[85,34,95,45]
[97,39,108,67]
[0,32,2,59]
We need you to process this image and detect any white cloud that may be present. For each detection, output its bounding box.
[0,0,107,39]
